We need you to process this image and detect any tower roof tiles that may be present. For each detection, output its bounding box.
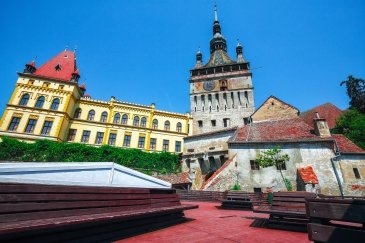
[33,50,78,82]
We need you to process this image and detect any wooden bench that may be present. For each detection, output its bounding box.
[0,183,198,242]
[306,197,365,243]
[253,191,316,231]
[220,191,257,210]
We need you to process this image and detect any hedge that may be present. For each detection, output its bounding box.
[0,136,181,174]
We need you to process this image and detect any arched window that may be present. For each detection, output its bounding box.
[176,122,182,132]
[74,108,82,119]
[100,111,108,122]
[122,114,128,124]
[164,120,170,131]
[50,98,60,110]
[133,116,140,126]
[141,117,147,127]
[19,93,30,106]
[87,110,95,121]
[35,96,45,108]
[113,113,121,123]
[152,119,158,129]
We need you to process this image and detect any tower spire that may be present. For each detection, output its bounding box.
[214,2,218,22]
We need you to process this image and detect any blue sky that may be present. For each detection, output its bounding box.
[0,0,364,114]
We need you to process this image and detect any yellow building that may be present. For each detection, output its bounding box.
[0,50,191,153]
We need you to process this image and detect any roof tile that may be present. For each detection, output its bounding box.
[33,50,77,82]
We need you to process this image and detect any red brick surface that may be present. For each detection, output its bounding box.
[300,103,342,129]
[117,202,311,243]
[234,118,320,142]
[298,166,319,184]
[332,134,365,153]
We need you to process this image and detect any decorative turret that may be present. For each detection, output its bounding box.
[195,48,203,68]
[236,40,245,63]
[71,69,80,83]
[24,61,36,74]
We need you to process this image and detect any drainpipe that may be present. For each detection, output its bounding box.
[331,155,344,198]
[331,139,344,198]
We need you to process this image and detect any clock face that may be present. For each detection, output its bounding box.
[203,81,216,91]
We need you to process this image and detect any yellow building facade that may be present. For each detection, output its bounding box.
[0,50,191,153]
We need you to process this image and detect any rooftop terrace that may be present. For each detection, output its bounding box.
[118,201,311,243]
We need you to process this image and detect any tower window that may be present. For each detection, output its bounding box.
[223,118,230,127]
[198,120,203,127]
[95,132,104,144]
[163,139,169,152]
[176,122,182,132]
[138,136,145,149]
[8,117,21,131]
[19,93,30,106]
[100,111,108,123]
[133,116,140,126]
[353,168,361,179]
[87,110,95,121]
[123,134,131,147]
[150,138,157,150]
[108,133,117,146]
[41,120,53,135]
[113,113,121,123]
[141,117,147,128]
[175,141,181,153]
[50,98,60,110]
[211,120,216,127]
[25,118,37,133]
[164,120,170,131]
[67,129,77,141]
[152,119,158,129]
[122,114,128,124]
[35,96,45,108]
[74,108,82,119]
[81,130,90,143]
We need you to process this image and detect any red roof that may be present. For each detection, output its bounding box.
[232,118,321,142]
[332,134,365,153]
[300,103,342,129]
[155,172,191,185]
[298,166,319,184]
[33,50,78,82]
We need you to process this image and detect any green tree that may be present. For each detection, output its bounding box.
[332,109,365,150]
[340,75,365,114]
[256,146,292,191]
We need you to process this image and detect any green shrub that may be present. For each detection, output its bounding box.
[0,136,180,174]
[230,183,241,191]
[284,178,293,191]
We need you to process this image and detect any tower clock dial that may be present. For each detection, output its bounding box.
[203,81,216,91]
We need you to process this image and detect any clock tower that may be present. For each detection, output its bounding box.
[189,5,255,135]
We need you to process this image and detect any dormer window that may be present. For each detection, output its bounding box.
[55,64,62,71]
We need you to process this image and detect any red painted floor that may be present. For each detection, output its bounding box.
[116,202,312,243]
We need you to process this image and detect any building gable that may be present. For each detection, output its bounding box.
[251,96,299,122]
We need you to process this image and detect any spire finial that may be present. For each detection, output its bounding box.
[74,45,78,53]
[214,2,218,21]
[65,43,69,51]
[237,38,241,47]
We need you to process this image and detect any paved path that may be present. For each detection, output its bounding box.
[117,201,312,243]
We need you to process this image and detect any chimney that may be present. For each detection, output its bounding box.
[313,112,331,137]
